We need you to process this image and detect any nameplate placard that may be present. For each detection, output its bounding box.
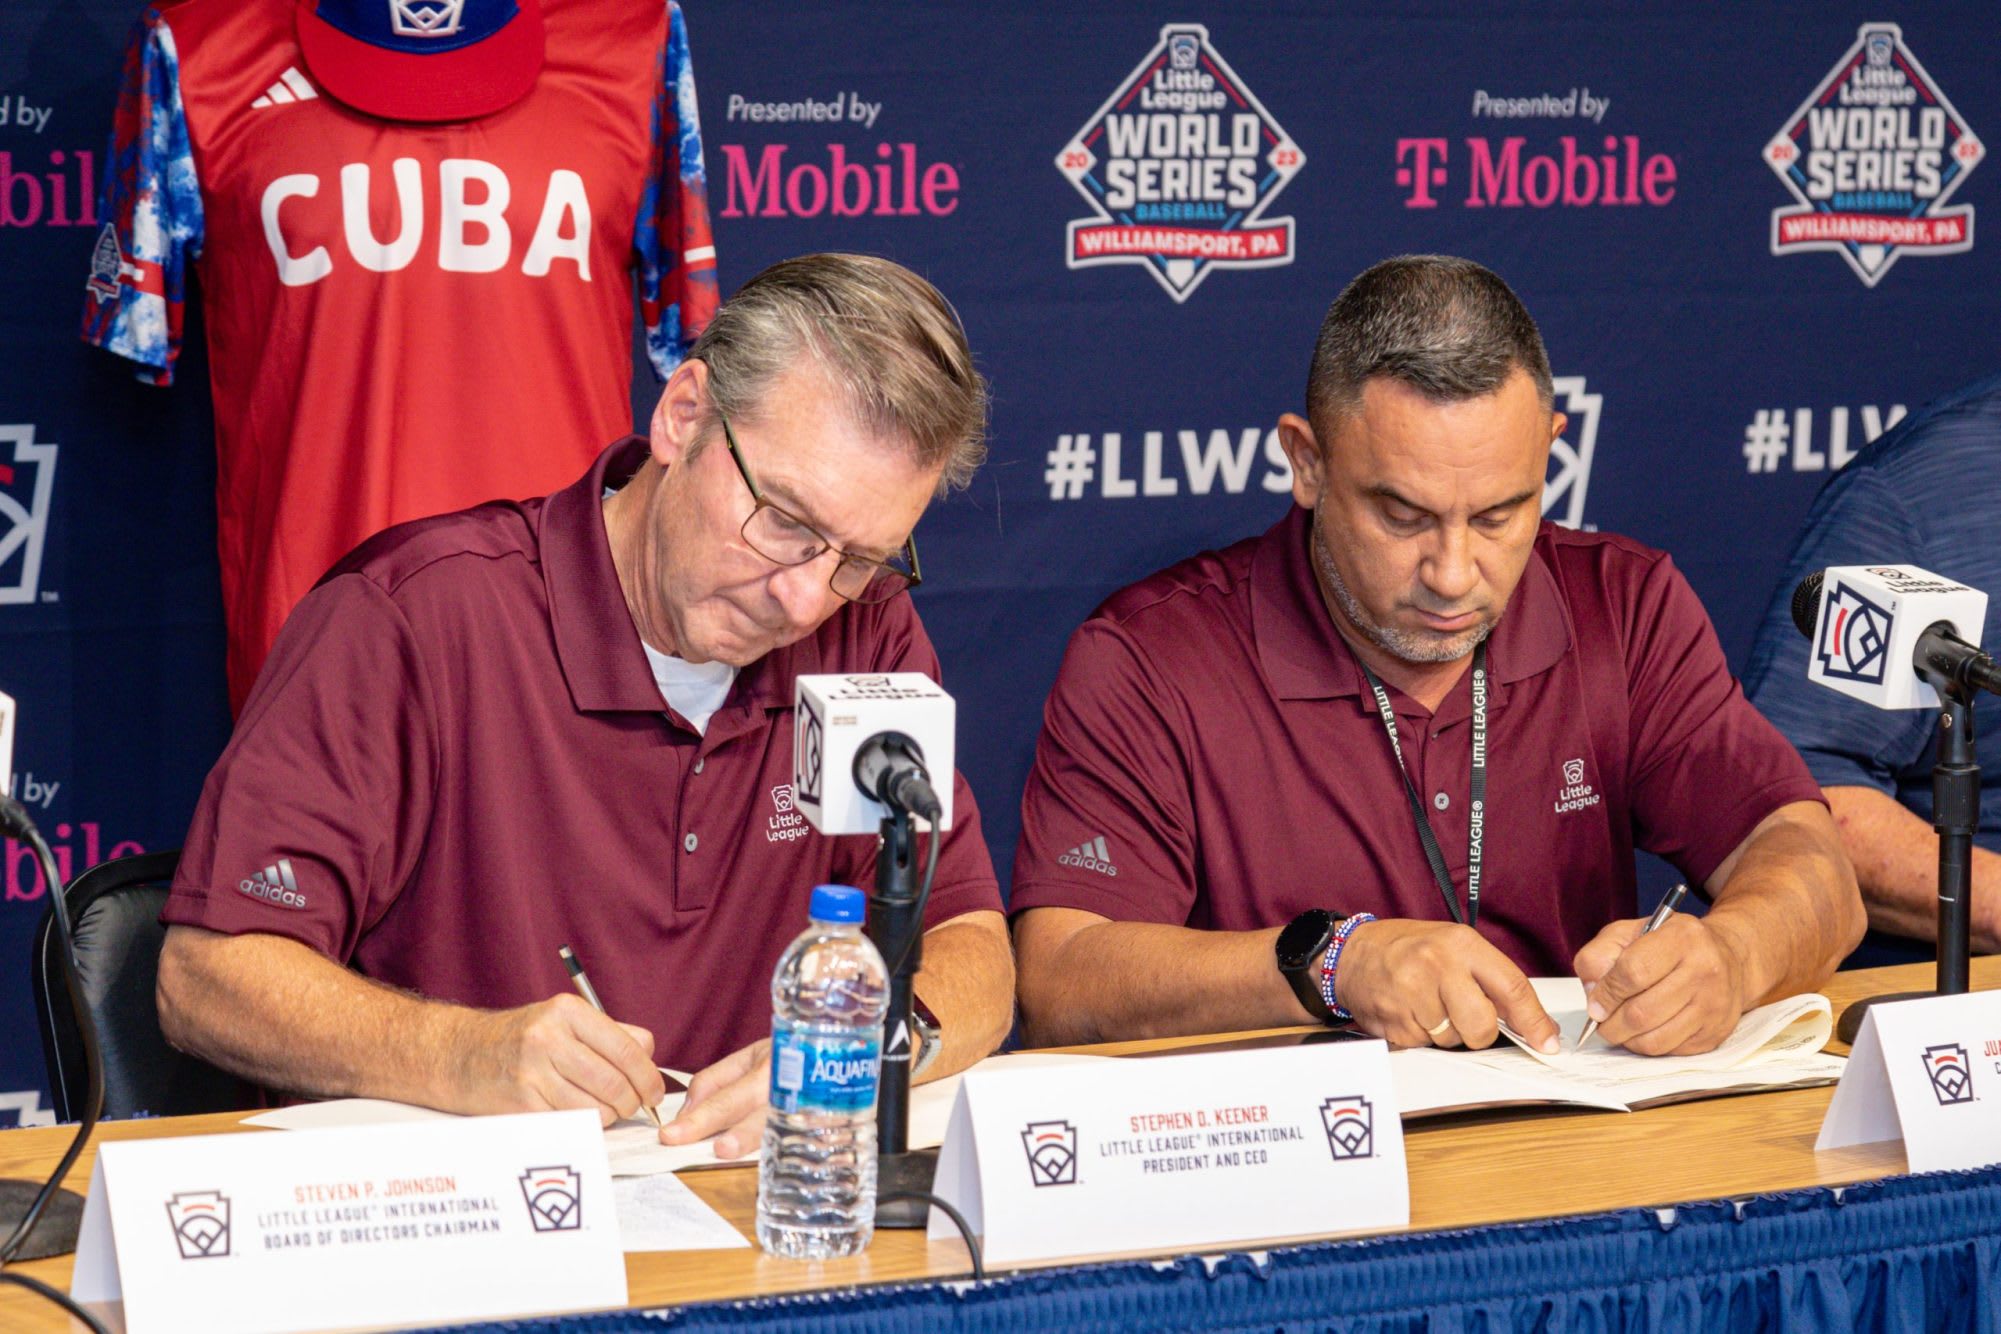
[930,1042,1407,1265]
[1818,991,2001,1173]
[72,1109,625,1333]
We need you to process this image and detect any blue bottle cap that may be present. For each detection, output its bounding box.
[808,883,866,923]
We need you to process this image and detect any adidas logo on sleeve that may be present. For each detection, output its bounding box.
[237,858,308,909]
[1057,835,1118,877]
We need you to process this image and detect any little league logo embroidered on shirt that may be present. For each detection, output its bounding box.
[165,1190,232,1259]
[1057,23,1305,302]
[1021,1120,1080,1186]
[1764,23,1983,286]
[1922,1043,1974,1105]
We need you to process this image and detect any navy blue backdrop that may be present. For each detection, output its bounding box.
[3,1,1997,1122]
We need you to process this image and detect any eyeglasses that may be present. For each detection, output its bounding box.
[717,410,923,605]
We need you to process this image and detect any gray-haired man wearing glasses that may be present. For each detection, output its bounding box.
[157,255,1015,1157]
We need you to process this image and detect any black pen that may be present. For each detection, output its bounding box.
[1576,882,1689,1052]
[559,943,663,1128]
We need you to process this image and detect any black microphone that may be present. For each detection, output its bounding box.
[1790,568,2001,698]
[851,731,943,821]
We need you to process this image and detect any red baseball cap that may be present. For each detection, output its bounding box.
[296,0,546,123]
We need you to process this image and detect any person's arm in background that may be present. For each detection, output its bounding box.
[1826,785,2001,951]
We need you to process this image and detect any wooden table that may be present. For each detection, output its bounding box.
[2,956,1991,1331]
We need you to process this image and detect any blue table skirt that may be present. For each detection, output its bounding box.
[427,1165,2001,1333]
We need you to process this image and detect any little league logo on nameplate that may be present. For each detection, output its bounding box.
[1319,1096,1373,1160]
[1763,23,1983,286]
[1057,24,1305,301]
[165,1189,231,1259]
[1922,1043,1974,1105]
[1815,582,1895,683]
[518,1165,583,1231]
[1021,1120,1080,1186]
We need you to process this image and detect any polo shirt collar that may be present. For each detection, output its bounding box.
[540,437,824,718]
[1251,503,1571,702]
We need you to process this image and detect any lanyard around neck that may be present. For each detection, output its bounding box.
[1355,641,1488,928]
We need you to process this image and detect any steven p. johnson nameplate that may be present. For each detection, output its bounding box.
[71,1109,625,1333]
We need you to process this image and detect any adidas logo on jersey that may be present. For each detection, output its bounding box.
[251,68,319,110]
[237,858,307,909]
[1058,835,1118,877]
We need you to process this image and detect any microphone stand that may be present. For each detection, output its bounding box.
[866,806,934,1227]
[1836,677,1978,1042]
[1,801,102,1262]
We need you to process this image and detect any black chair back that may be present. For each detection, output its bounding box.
[31,849,254,1121]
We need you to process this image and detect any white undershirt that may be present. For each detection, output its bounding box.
[604,487,741,733]
[643,641,737,734]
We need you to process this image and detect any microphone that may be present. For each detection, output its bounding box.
[852,731,944,822]
[1791,565,1997,708]
[792,673,956,835]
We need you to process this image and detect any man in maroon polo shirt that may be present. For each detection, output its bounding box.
[1013,255,1864,1057]
[157,254,1015,1157]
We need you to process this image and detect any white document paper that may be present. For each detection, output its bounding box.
[1396,978,1844,1115]
[251,1051,1115,1175]
[931,1042,1407,1265]
[73,1110,625,1334]
[611,1173,748,1252]
[1817,990,2001,1172]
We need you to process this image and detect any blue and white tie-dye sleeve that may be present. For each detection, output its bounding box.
[633,0,717,381]
[81,6,203,387]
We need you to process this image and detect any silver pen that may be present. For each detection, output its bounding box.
[559,944,664,1129]
[1575,882,1689,1052]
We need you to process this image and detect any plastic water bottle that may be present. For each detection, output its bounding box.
[755,883,889,1258]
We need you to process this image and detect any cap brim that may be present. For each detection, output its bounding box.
[296,0,545,123]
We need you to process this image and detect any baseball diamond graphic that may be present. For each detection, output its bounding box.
[1319,1097,1374,1160]
[1021,1119,1080,1186]
[1815,582,1895,684]
[1922,1043,1974,1105]
[519,1165,584,1231]
[164,1189,232,1259]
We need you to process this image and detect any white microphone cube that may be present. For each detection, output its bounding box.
[1808,565,1988,710]
[794,673,956,835]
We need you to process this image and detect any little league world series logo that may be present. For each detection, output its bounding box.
[1764,24,1983,287]
[1021,1119,1079,1186]
[1057,24,1305,302]
[1319,1096,1374,1160]
[1922,1044,1974,1106]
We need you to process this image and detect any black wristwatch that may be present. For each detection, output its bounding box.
[1276,908,1342,1024]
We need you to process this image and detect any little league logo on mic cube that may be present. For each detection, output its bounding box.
[792,672,956,836]
[519,1165,584,1232]
[0,424,58,606]
[1805,565,1988,711]
[1922,1043,1974,1106]
[1021,1120,1080,1187]
[1815,581,1896,684]
[1319,1096,1374,1161]
[164,1189,232,1259]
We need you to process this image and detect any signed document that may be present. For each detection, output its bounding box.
[1393,978,1843,1117]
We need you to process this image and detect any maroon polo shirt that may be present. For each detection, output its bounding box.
[166,438,1000,1071]
[1012,504,1824,975]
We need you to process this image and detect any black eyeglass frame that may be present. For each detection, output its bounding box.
[717,409,923,604]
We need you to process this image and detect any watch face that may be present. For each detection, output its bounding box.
[1276,909,1336,970]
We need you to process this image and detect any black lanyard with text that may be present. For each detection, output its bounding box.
[1356,641,1487,928]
